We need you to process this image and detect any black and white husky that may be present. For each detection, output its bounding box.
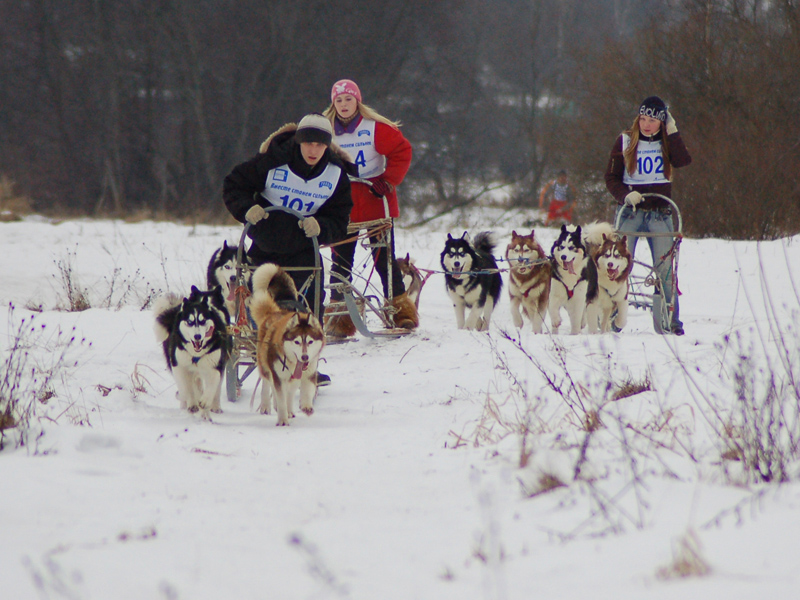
[154,286,230,418]
[549,224,597,334]
[440,232,503,331]
[207,241,250,321]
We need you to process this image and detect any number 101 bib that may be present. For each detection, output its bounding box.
[261,163,342,215]
[621,134,669,186]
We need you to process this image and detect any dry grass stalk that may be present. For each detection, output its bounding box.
[656,530,711,580]
[612,375,651,401]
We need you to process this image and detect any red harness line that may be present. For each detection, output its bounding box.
[415,268,438,294]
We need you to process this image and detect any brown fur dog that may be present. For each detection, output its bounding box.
[250,263,325,426]
[506,230,552,333]
[584,222,632,333]
[397,253,424,309]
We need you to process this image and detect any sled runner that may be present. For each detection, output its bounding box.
[324,177,411,342]
[614,193,683,334]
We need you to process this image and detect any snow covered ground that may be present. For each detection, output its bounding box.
[2,209,800,600]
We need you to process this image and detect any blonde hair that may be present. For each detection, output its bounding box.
[623,115,672,181]
[323,101,402,129]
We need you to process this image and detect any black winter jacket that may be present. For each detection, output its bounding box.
[223,124,356,256]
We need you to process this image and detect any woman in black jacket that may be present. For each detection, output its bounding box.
[223,114,356,313]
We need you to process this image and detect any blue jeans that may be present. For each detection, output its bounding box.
[615,206,682,328]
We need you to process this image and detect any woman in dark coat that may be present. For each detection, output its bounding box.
[605,96,692,335]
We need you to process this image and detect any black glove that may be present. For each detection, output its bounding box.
[369,178,393,198]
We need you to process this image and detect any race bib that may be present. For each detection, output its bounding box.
[334,119,386,179]
[261,163,341,215]
[553,181,570,201]
[621,134,669,186]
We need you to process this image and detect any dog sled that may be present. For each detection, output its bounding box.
[614,193,682,334]
[224,196,409,402]
[324,176,412,342]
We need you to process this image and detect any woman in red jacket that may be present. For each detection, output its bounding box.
[323,79,418,335]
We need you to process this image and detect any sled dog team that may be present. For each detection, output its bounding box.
[153,220,631,423]
[441,222,632,336]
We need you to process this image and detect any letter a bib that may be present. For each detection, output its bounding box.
[334,119,386,179]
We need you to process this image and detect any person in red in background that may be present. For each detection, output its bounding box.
[538,170,576,225]
[322,79,418,336]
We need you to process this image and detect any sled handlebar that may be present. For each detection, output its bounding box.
[614,193,683,235]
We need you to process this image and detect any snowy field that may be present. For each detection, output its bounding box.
[2,208,800,600]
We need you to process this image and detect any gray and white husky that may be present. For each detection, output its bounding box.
[154,285,230,418]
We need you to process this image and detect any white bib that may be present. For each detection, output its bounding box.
[552,181,570,201]
[261,163,341,216]
[334,119,386,179]
[621,134,669,186]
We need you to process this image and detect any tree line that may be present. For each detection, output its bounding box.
[0,0,797,239]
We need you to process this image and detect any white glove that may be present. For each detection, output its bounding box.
[666,111,678,135]
[245,205,267,225]
[299,217,320,237]
[624,191,644,207]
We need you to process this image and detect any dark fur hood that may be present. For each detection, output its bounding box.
[259,123,353,165]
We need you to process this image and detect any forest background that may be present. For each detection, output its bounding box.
[1,0,797,240]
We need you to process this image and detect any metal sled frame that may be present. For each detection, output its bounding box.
[225,205,322,403]
[614,193,683,334]
[324,177,411,341]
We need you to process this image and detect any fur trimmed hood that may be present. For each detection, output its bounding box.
[259,123,353,164]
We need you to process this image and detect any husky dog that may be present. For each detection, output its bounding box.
[440,232,503,331]
[250,263,325,426]
[583,222,632,333]
[549,224,597,334]
[506,230,552,333]
[397,253,424,309]
[154,286,230,418]
[207,241,251,322]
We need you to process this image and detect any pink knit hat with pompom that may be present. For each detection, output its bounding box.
[331,79,362,103]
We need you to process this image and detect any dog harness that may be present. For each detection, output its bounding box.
[551,269,581,299]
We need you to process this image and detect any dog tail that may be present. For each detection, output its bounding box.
[153,293,182,343]
[472,231,496,255]
[250,263,299,324]
[582,221,616,247]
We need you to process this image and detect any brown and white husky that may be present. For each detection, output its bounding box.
[506,230,552,333]
[583,222,632,334]
[250,263,325,426]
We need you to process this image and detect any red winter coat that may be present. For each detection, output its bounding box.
[333,116,412,223]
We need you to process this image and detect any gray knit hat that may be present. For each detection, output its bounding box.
[295,113,333,145]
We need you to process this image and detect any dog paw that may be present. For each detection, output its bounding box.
[187,406,199,414]
[211,408,223,414]
[276,420,290,427]
[301,407,314,416]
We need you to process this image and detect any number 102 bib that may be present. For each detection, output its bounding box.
[621,134,669,186]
